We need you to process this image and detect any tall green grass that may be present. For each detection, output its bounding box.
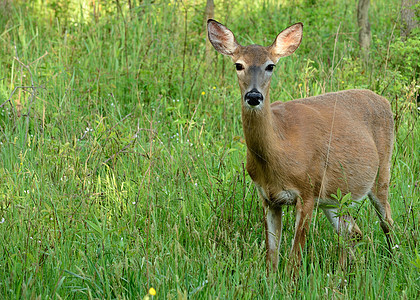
[0,0,418,298]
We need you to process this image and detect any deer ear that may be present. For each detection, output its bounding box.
[269,23,303,62]
[207,19,240,57]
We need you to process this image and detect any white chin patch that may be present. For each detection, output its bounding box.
[245,101,263,110]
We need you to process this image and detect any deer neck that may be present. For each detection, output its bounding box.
[241,93,281,162]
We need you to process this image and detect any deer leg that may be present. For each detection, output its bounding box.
[367,162,393,250]
[263,203,283,273]
[322,207,362,269]
[289,197,314,276]
[322,207,363,240]
[368,191,394,250]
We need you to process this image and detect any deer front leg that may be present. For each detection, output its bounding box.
[263,202,283,273]
[289,197,314,276]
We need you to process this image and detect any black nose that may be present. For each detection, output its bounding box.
[244,89,263,106]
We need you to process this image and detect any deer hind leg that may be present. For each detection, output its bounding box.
[289,197,314,277]
[263,203,283,273]
[322,207,363,240]
[368,190,394,250]
[322,207,362,269]
[368,160,394,250]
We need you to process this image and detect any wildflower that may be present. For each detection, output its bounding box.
[149,288,156,296]
[213,86,216,89]
[0,218,4,224]
[201,91,206,95]
[298,83,302,88]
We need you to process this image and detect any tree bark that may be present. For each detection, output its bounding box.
[401,0,419,39]
[205,0,215,65]
[357,0,371,53]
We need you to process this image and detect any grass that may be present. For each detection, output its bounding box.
[0,0,419,298]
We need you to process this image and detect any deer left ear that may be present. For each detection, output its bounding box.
[269,23,303,62]
[207,19,241,57]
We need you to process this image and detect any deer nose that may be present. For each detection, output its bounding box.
[244,89,263,106]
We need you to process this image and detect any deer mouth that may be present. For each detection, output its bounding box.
[244,89,264,107]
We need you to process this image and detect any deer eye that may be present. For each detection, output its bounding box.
[235,63,244,71]
[265,64,275,72]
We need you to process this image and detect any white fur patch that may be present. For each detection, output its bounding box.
[291,209,301,249]
[321,207,340,232]
[266,208,282,253]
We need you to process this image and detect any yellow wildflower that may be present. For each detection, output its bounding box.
[149,288,156,296]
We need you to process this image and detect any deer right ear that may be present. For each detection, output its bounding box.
[269,23,303,62]
[207,19,240,57]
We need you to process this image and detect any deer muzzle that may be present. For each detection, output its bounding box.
[244,88,264,107]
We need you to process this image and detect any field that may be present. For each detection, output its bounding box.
[0,0,419,298]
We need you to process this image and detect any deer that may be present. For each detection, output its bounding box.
[207,19,394,275]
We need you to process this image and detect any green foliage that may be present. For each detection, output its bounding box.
[411,248,420,270]
[389,32,420,82]
[0,0,419,298]
[331,188,353,209]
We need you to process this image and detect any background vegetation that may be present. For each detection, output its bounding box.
[0,0,418,298]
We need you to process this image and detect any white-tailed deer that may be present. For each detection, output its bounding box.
[207,19,394,274]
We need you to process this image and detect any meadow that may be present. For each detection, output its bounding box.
[0,0,419,298]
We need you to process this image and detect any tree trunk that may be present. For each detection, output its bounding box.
[357,0,371,54]
[205,0,215,65]
[401,0,419,39]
